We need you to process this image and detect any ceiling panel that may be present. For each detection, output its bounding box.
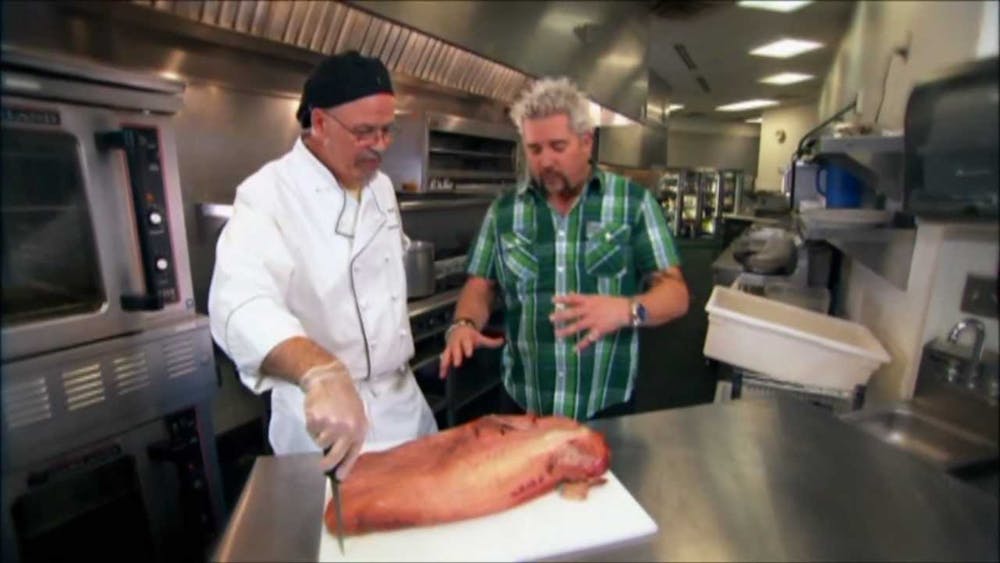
[648,0,855,120]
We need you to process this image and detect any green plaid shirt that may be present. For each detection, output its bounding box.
[466,169,681,419]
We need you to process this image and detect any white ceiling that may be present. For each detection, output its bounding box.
[647,0,856,122]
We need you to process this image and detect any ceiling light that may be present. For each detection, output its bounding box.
[750,38,823,59]
[759,72,815,85]
[745,117,763,124]
[716,99,780,112]
[738,1,813,13]
[667,104,685,113]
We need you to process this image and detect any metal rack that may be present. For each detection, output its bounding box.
[658,168,745,239]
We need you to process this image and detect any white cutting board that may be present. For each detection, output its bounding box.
[318,443,657,562]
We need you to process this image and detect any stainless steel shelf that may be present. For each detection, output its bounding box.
[399,198,494,211]
[407,288,461,318]
[813,134,905,200]
[427,168,517,180]
[816,134,904,154]
[797,216,917,290]
[428,147,512,159]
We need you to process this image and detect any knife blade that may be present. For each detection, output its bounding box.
[323,449,345,555]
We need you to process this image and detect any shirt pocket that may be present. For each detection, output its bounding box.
[584,223,630,278]
[500,231,538,282]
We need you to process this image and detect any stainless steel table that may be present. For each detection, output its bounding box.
[212,399,999,562]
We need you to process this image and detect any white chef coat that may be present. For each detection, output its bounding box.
[208,137,437,454]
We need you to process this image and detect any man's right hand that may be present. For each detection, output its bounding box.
[300,361,368,480]
[438,324,504,379]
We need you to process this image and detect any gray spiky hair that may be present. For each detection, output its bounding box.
[509,77,594,135]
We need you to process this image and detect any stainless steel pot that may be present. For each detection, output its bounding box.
[404,240,435,298]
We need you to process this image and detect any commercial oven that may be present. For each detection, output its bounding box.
[1,47,224,562]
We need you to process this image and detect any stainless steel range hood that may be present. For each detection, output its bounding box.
[133,0,533,104]
[352,1,653,121]
[134,1,658,121]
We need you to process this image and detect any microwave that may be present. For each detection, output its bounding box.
[1,46,197,362]
[904,56,999,219]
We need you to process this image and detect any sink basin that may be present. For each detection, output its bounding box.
[842,405,999,471]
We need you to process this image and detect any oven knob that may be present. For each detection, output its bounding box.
[155,257,169,271]
[148,211,163,226]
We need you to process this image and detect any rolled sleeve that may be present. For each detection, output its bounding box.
[208,187,306,394]
[634,189,681,275]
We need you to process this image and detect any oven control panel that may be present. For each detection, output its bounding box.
[96,126,178,310]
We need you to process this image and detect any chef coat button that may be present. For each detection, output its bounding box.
[557,265,564,273]
[605,232,612,241]
[384,256,389,262]
[557,370,565,379]
[558,229,565,238]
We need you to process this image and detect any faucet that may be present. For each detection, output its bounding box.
[947,318,986,387]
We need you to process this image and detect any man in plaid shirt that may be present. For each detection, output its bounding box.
[439,77,689,420]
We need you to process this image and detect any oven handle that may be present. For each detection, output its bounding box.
[95,129,166,312]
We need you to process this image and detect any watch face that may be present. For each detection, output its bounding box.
[637,303,648,322]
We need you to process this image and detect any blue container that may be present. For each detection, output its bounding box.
[815,163,864,208]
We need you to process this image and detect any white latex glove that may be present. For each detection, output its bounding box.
[300,361,368,479]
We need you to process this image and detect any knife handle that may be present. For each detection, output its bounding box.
[322,447,343,481]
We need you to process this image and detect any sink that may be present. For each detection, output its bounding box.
[844,405,998,470]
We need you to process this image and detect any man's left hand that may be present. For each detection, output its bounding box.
[550,293,631,352]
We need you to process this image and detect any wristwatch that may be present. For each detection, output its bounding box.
[629,299,648,328]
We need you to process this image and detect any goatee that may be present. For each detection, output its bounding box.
[536,171,581,198]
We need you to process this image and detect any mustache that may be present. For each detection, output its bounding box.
[357,148,383,162]
[534,169,578,196]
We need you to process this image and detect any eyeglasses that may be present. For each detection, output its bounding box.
[322,109,398,144]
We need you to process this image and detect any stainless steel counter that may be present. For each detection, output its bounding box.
[212,399,999,562]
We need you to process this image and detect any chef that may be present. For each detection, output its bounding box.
[208,51,437,479]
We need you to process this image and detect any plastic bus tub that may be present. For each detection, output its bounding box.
[704,286,890,392]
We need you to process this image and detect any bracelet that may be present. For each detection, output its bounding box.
[445,318,478,342]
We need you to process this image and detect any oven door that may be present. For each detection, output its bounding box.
[1,96,194,362]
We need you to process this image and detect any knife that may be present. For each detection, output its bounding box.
[323,449,346,555]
